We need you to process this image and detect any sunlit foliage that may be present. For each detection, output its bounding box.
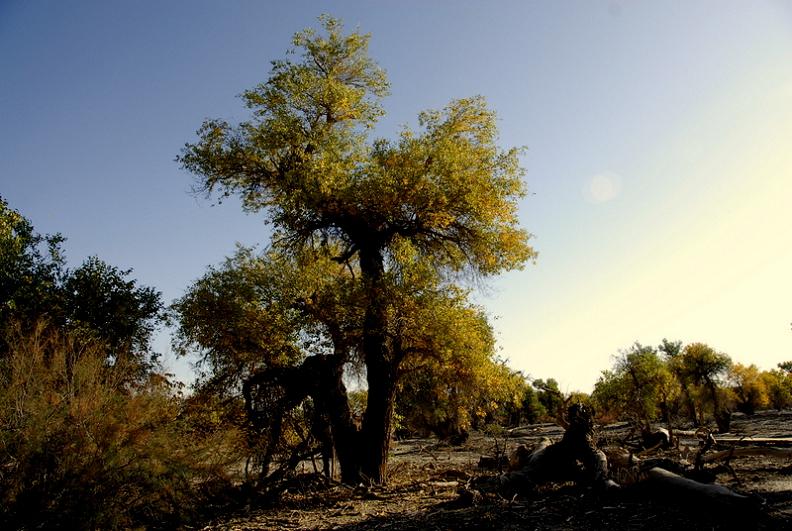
[761,368,792,410]
[727,363,769,415]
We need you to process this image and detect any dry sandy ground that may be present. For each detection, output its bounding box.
[202,411,792,530]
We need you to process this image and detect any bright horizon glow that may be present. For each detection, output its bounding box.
[1,1,791,393]
[491,63,792,392]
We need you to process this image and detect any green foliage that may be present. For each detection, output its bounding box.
[679,342,731,424]
[392,276,505,438]
[63,257,162,357]
[727,363,769,415]
[172,244,367,385]
[679,343,731,387]
[0,198,232,527]
[519,382,547,424]
[173,247,319,389]
[0,197,165,371]
[0,324,241,529]
[397,354,526,439]
[566,391,592,408]
[0,196,65,338]
[174,243,523,446]
[533,378,564,419]
[595,339,791,425]
[762,369,792,410]
[591,343,676,427]
[179,17,534,279]
[482,365,532,427]
[347,389,368,421]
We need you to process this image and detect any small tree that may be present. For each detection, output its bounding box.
[762,369,792,410]
[0,196,65,346]
[520,381,547,424]
[679,342,731,429]
[727,363,769,415]
[533,378,564,421]
[591,343,676,427]
[659,338,698,424]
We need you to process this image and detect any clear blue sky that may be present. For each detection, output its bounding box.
[2,1,791,391]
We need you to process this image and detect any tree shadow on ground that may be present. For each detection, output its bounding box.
[330,484,790,531]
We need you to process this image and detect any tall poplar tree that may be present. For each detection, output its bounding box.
[179,16,534,482]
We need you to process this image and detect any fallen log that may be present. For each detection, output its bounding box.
[639,427,671,452]
[427,480,461,489]
[703,446,792,462]
[643,467,754,508]
[713,437,792,447]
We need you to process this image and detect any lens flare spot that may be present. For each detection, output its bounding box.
[585,172,622,203]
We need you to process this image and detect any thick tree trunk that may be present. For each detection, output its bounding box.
[644,467,753,508]
[357,244,398,484]
[243,355,367,485]
[361,357,397,482]
[706,380,731,433]
[703,446,792,462]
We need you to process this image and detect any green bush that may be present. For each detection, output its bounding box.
[0,324,242,529]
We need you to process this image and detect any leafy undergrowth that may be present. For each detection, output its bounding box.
[206,416,792,530]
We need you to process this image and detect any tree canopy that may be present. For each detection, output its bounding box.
[179,16,534,280]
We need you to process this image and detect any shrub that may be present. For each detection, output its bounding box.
[0,323,242,529]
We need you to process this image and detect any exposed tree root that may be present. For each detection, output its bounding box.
[499,404,618,493]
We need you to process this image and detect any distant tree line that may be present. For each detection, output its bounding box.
[590,339,792,431]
